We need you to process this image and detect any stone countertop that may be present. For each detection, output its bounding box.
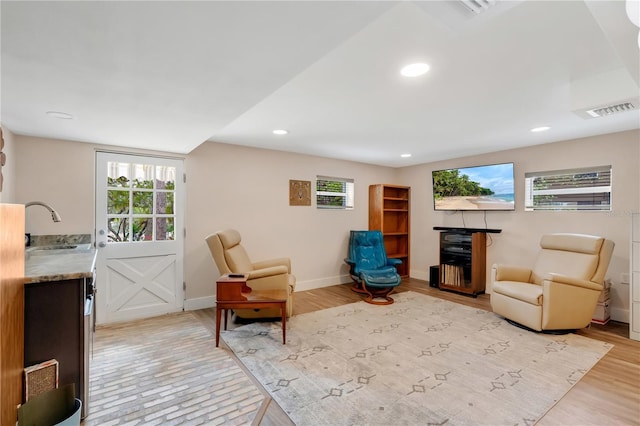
[25,247,97,284]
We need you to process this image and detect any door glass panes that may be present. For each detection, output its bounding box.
[106,161,178,243]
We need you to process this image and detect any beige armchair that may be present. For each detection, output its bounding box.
[205,229,295,319]
[491,233,614,332]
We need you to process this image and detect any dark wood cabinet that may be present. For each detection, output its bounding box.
[435,227,501,297]
[369,185,410,277]
[24,277,91,414]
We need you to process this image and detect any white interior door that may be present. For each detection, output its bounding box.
[95,152,184,324]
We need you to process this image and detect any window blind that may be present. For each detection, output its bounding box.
[316,176,354,209]
[524,165,611,211]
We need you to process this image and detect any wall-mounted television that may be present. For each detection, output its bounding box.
[432,162,515,211]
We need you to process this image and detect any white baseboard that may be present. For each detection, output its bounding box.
[410,269,428,282]
[610,307,629,324]
[184,276,353,309]
[294,275,352,292]
[184,296,216,311]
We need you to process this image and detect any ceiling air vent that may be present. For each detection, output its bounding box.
[459,0,498,14]
[585,102,636,118]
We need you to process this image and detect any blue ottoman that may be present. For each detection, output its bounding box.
[359,269,402,305]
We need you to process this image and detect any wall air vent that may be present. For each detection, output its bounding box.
[585,102,636,118]
[459,0,497,14]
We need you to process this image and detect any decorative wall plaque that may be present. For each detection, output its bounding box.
[289,180,311,206]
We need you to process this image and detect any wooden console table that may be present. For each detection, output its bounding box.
[215,274,287,347]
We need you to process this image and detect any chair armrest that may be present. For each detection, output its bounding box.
[492,264,532,282]
[247,265,289,280]
[386,258,402,266]
[545,273,603,291]
[252,257,291,273]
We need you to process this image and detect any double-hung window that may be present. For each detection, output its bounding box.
[524,165,611,211]
[316,176,354,209]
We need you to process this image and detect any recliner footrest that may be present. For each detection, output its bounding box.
[360,270,401,288]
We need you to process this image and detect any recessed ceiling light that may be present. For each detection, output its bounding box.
[400,63,430,77]
[46,111,73,120]
[272,129,288,135]
[401,153,412,158]
[530,126,550,132]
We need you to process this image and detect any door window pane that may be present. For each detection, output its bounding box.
[108,217,129,242]
[108,190,130,214]
[156,166,176,189]
[155,192,174,214]
[132,164,154,189]
[133,218,153,241]
[107,162,131,187]
[156,218,175,241]
[133,191,153,214]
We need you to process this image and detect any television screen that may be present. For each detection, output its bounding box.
[432,162,515,211]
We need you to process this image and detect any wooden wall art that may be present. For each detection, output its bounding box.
[289,180,311,206]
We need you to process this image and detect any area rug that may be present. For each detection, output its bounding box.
[84,311,264,425]
[221,291,612,426]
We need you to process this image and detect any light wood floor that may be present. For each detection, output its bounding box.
[196,279,640,426]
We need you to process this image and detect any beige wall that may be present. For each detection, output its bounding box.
[14,136,96,235]
[184,141,396,303]
[9,129,638,321]
[0,127,18,203]
[398,129,640,322]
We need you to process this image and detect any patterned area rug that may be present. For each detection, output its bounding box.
[222,291,612,426]
[84,311,264,425]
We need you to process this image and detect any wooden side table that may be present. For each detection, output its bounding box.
[215,274,287,347]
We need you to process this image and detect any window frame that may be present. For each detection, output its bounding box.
[316,175,355,210]
[524,165,612,211]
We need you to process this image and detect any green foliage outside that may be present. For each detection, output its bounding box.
[432,170,493,199]
[317,179,346,207]
[107,176,175,242]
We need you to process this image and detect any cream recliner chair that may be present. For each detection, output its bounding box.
[491,233,614,332]
[206,229,295,319]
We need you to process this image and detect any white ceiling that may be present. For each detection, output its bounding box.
[2,0,639,168]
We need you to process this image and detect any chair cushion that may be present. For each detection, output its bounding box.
[492,280,542,306]
[531,250,598,285]
[540,233,604,254]
[224,245,254,272]
[218,229,242,248]
[355,245,386,270]
[360,269,401,288]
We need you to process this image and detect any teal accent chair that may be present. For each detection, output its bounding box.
[344,230,402,305]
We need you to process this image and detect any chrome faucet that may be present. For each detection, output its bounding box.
[25,201,62,222]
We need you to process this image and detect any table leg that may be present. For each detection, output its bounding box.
[215,307,221,347]
[224,308,228,331]
[281,302,286,345]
